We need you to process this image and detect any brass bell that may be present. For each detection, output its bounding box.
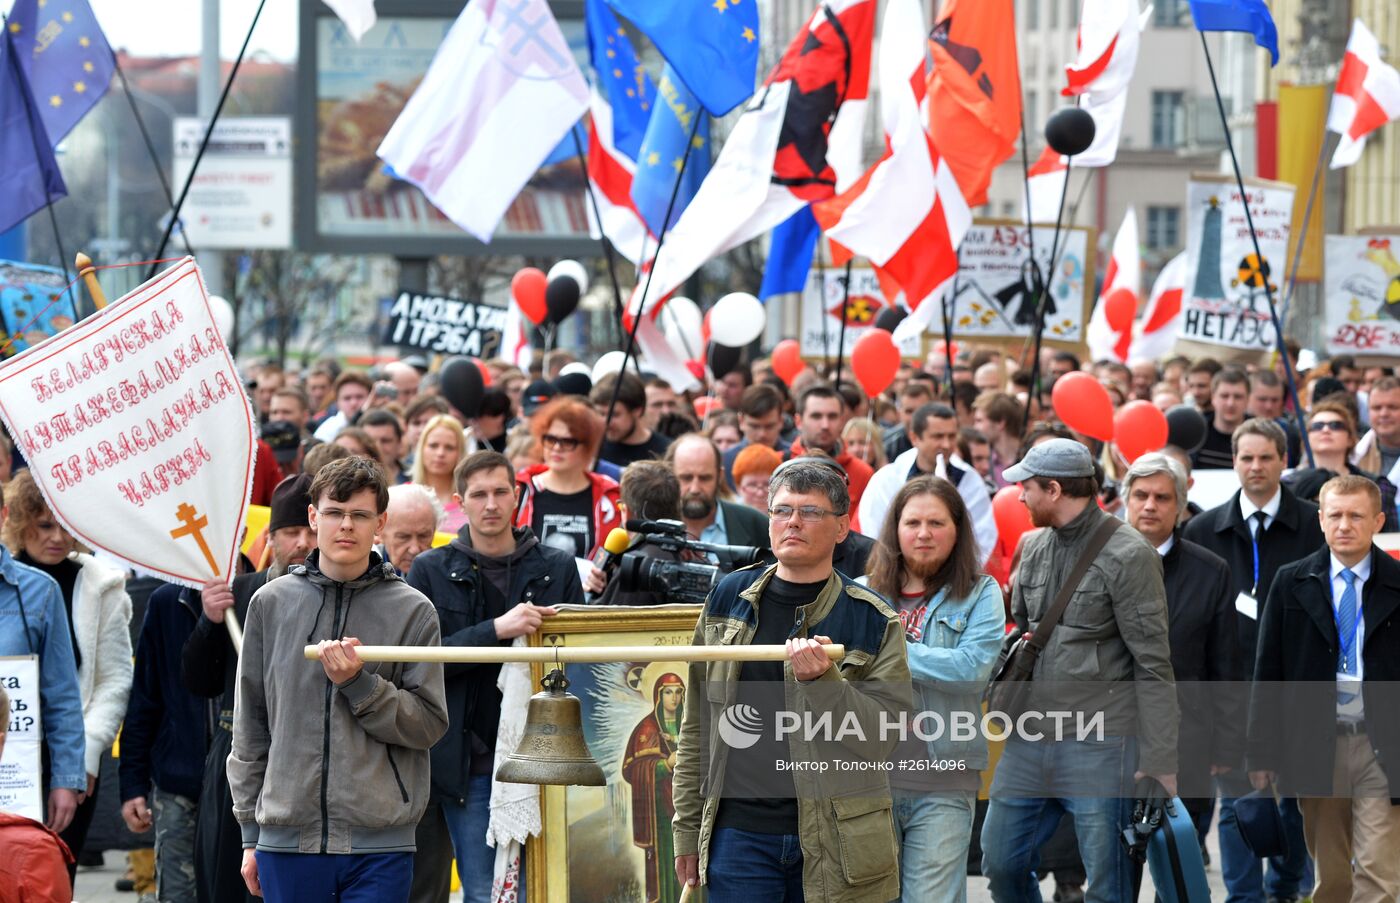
[496,668,606,786]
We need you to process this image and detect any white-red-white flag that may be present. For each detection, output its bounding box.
[814,0,970,340]
[1128,251,1188,363]
[376,0,588,243]
[1328,19,1400,169]
[1060,0,1147,167]
[586,91,652,265]
[1087,206,1139,363]
[1023,145,1069,226]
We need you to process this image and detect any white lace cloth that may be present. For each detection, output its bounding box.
[487,638,540,903]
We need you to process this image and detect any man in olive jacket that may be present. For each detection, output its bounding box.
[671,459,912,903]
[981,440,1177,903]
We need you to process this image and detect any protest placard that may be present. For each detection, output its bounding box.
[1176,174,1295,357]
[799,267,922,359]
[382,290,505,357]
[1323,234,1400,358]
[0,656,43,822]
[0,258,256,587]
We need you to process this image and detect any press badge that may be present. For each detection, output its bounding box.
[1234,592,1258,620]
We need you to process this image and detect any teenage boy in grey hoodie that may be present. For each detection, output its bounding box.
[228,456,448,902]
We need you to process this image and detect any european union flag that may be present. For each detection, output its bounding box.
[7,0,114,144]
[0,32,67,234]
[606,0,759,117]
[1189,0,1279,66]
[586,0,651,161]
[760,207,820,300]
[630,64,711,237]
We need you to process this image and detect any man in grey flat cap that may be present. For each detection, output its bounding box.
[980,439,1178,903]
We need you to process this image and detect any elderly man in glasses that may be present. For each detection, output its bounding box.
[671,459,913,903]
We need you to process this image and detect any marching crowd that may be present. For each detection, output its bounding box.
[2,343,1399,903]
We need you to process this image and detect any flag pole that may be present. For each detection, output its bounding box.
[833,261,852,392]
[817,238,832,375]
[110,48,196,259]
[1277,128,1335,328]
[1198,31,1314,466]
[1021,158,1074,424]
[569,124,629,345]
[149,0,270,276]
[4,23,74,303]
[942,251,961,396]
[593,115,704,471]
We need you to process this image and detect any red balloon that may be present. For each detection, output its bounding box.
[933,339,959,361]
[771,339,805,385]
[693,396,721,419]
[685,359,706,382]
[1103,287,1136,334]
[851,330,900,397]
[1051,371,1114,441]
[472,358,492,387]
[1114,399,1169,463]
[511,268,548,325]
[992,485,1034,552]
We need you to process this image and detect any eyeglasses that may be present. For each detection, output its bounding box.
[541,434,583,451]
[769,505,838,523]
[318,508,378,526]
[1308,420,1349,433]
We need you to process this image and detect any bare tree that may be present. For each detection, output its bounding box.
[234,251,359,366]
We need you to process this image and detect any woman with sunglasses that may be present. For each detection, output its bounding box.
[1286,400,1399,530]
[514,397,622,560]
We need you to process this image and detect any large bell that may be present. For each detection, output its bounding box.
[496,668,606,786]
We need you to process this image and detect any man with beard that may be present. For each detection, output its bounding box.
[664,434,770,548]
[980,439,1177,902]
[181,474,316,903]
[406,451,584,902]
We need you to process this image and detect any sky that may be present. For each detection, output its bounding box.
[14,0,301,62]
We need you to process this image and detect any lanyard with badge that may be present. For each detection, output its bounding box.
[1235,516,1263,620]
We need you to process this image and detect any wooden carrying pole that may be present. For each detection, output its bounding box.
[75,253,109,310]
[303,643,848,665]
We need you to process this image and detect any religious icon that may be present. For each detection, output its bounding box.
[620,672,685,903]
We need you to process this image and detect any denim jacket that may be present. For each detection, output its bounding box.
[859,573,1005,771]
[0,545,86,790]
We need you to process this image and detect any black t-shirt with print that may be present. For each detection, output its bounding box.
[532,486,593,558]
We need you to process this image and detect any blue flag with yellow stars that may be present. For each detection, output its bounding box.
[7,0,114,145]
[605,0,759,117]
[629,63,710,238]
[586,0,651,161]
[0,31,68,234]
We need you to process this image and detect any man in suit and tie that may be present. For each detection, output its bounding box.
[1249,475,1400,903]
[1183,417,1323,903]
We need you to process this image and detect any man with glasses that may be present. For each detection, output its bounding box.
[229,457,448,902]
[671,459,912,902]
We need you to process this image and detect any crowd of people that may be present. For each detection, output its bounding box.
[2,341,1398,903]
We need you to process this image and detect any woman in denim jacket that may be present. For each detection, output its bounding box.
[861,476,1005,903]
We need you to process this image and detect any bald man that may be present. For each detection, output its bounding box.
[384,361,422,409]
[378,483,442,575]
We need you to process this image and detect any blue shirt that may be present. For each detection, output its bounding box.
[699,501,729,548]
[0,545,85,789]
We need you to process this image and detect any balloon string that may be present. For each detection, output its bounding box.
[0,256,189,358]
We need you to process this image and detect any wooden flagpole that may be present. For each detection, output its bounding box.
[304,643,847,665]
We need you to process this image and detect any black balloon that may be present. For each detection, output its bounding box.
[439,356,485,419]
[874,306,907,333]
[707,342,742,379]
[1165,405,1208,454]
[545,275,581,325]
[1045,107,1097,157]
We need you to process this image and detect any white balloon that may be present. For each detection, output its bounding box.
[559,361,592,379]
[548,259,590,296]
[709,292,765,347]
[659,296,703,358]
[207,295,234,341]
[591,350,637,385]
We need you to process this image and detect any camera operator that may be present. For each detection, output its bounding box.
[588,462,685,605]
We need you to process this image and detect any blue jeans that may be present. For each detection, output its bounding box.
[1216,773,1313,902]
[441,774,497,903]
[254,851,413,903]
[980,736,1137,903]
[706,827,804,902]
[893,789,976,903]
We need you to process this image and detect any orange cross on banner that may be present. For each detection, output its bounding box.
[170,502,221,576]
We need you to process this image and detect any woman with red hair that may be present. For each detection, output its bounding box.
[514,397,622,560]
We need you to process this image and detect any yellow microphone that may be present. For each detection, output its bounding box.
[586,527,634,603]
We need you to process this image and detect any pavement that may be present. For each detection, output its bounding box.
[72,823,1228,902]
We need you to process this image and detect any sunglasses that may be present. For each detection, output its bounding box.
[541,434,583,451]
[1308,420,1349,434]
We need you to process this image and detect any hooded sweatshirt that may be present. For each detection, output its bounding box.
[227,550,448,855]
